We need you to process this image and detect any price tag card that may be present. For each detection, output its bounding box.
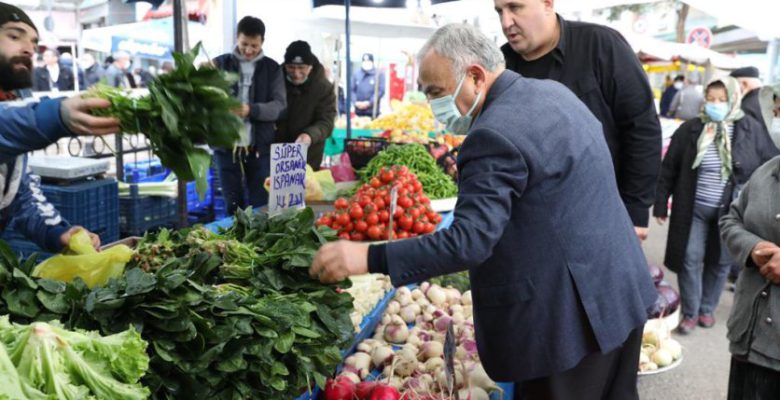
[269,143,309,215]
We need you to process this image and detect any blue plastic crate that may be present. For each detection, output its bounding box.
[123,159,168,183]
[2,239,51,261]
[213,196,227,220]
[186,176,213,213]
[39,178,119,243]
[119,184,178,236]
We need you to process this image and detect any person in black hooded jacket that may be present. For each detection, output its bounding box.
[275,40,336,170]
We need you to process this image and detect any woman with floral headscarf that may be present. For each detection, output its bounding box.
[654,76,780,334]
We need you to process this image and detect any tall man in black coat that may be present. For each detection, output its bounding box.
[310,23,656,400]
[495,0,662,242]
[730,66,763,125]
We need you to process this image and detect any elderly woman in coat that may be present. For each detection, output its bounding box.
[654,76,780,334]
[719,155,780,399]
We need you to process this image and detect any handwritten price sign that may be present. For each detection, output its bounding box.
[269,143,309,215]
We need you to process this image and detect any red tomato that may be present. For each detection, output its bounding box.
[394,206,405,219]
[355,220,368,232]
[374,198,386,210]
[339,232,351,240]
[399,166,409,176]
[351,232,365,241]
[427,212,438,221]
[367,226,382,240]
[349,207,364,220]
[366,213,379,226]
[413,221,426,234]
[364,203,377,214]
[384,194,391,205]
[379,210,390,223]
[399,196,413,209]
[425,223,436,234]
[334,197,349,209]
[409,208,421,220]
[344,222,354,232]
[397,231,410,239]
[413,181,423,193]
[370,177,382,188]
[358,195,372,208]
[337,213,350,226]
[399,216,413,231]
[331,222,341,231]
[381,170,395,183]
[434,214,443,224]
[317,216,332,226]
[420,196,431,205]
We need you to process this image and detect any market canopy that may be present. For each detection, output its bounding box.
[681,0,780,40]
[80,17,206,58]
[622,30,744,70]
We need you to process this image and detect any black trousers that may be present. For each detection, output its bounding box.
[728,357,780,400]
[213,149,270,215]
[515,327,643,400]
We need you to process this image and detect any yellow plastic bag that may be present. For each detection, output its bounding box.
[32,231,133,288]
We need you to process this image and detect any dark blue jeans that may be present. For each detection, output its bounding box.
[679,203,733,318]
[213,149,270,215]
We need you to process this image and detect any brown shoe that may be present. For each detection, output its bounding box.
[698,314,715,328]
[676,317,697,334]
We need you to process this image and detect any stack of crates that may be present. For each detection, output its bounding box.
[121,160,216,234]
[2,178,119,260]
[211,167,227,220]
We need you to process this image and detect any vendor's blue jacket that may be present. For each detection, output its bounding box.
[370,70,656,382]
[0,97,71,252]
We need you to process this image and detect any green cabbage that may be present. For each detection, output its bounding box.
[0,316,149,400]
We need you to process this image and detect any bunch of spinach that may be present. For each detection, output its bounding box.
[0,208,354,400]
[87,42,243,197]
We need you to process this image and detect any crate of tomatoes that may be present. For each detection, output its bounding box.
[316,165,444,241]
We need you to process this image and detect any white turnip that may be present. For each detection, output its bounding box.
[461,290,472,305]
[384,315,410,344]
[426,285,447,306]
[419,341,444,361]
[371,345,395,368]
[386,301,401,315]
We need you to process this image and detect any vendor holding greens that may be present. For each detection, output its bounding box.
[275,40,336,170]
[212,16,287,213]
[311,24,655,400]
[0,2,119,252]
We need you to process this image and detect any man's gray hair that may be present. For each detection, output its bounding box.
[417,23,504,78]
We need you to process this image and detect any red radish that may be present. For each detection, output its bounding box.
[324,376,356,400]
[369,384,402,400]
[356,381,378,399]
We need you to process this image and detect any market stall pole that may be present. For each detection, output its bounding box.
[345,0,353,140]
[173,0,190,228]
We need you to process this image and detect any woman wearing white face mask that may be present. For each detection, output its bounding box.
[654,76,780,335]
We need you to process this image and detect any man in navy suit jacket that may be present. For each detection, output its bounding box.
[310,23,656,400]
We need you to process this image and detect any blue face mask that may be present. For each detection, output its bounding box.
[704,102,729,122]
[429,74,482,135]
